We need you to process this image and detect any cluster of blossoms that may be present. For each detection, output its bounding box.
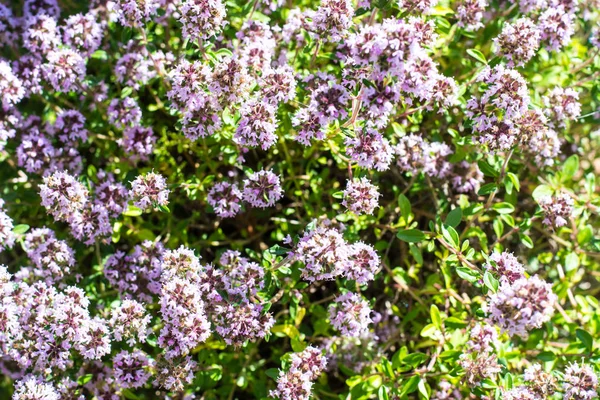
[270,346,327,400]
[290,221,380,284]
[458,323,503,384]
[487,275,557,337]
[539,193,574,228]
[207,169,283,217]
[341,177,380,215]
[494,18,541,67]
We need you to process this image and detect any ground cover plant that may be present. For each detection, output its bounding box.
[0,0,600,398]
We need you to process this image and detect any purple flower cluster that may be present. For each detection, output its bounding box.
[563,362,598,400]
[484,251,526,284]
[487,275,557,337]
[129,172,170,211]
[539,193,574,228]
[328,292,373,337]
[270,346,327,400]
[292,223,380,283]
[341,177,380,215]
[242,169,284,209]
[494,18,541,67]
[458,323,502,384]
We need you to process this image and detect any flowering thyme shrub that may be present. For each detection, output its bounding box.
[0,0,600,398]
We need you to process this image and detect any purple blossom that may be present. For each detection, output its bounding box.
[539,6,574,51]
[112,0,160,27]
[29,238,75,283]
[242,170,283,208]
[456,0,487,31]
[344,242,380,284]
[107,97,142,130]
[181,93,223,141]
[155,355,197,391]
[129,172,170,211]
[309,81,350,125]
[494,18,540,67]
[543,87,581,128]
[539,193,574,228]
[328,292,372,337]
[48,109,88,144]
[484,251,525,284]
[524,364,557,397]
[109,299,151,346]
[345,126,393,171]
[42,48,86,93]
[22,14,61,54]
[62,12,104,56]
[487,275,557,337]
[312,0,354,43]
[214,302,274,347]
[23,0,60,18]
[119,126,156,161]
[295,225,350,281]
[260,65,297,104]
[112,350,153,389]
[563,362,598,400]
[292,107,326,146]
[12,375,59,400]
[235,98,278,150]
[342,177,380,215]
[208,181,243,218]
[167,60,210,107]
[39,171,88,221]
[0,209,15,253]
[209,56,252,105]
[94,173,128,217]
[178,0,227,42]
[0,60,24,109]
[68,204,112,245]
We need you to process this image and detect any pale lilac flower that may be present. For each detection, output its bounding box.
[112,350,153,389]
[295,226,350,281]
[68,204,112,245]
[524,364,557,397]
[178,0,226,41]
[398,0,438,12]
[503,386,539,400]
[344,242,380,284]
[129,172,170,211]
[450,161,484,194]
[539,6,574,52]
[309,81,350,125]
[167,59,210,107]
[0,209,15,252]
[207,181,243,218]
[235,98,278,150]
[109,300,150,346]
[24,0,60,17]
[458,323,502,384]
[12,54,43,97]
[342,177,380,215]
[29,238,75,282]
[49,109,88,144]
[155,355,197,391]
[563,362,598,400]
[494,18,540,67]
[260,66,297,104]
[484,251,525,283]
[487,275,557,338]
[209,56,252,105]
[345,126,393,171]
[0,3,16,46]
[108,97,142,129]
[12,375,59,400]
[312,0,354,43]
[42,48,86,93]
[181,94,223,140]
[214,302,274,346]
[543,87,581,128]
[119,126,156,160]
[62,12,104,56]
[94,174,128,217]
[242,170,283,208]
[112,0,160,26]
[329,292,372,337]
[456,0,487,30]
[539,193,574,228]
[22,14,61,54]
[76,317,111,360]
[0,60,24,109]
[39,171,88,221]
[292,107,326,146]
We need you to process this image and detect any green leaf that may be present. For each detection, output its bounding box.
[456,266,480,283]
[430,305,442,329]
[12,224,30,234]
[77,374,93,385]
[477,160,499,177]
[400,375,420,396]
[506,172,520,192]
[332,191,344,199]
[396,229,426,243]
[467,49,487,64]
[158,204,170,213]
[520,234,534,249]
[265,368,280,380]
[90,50,108,60]
[409,243,423,264]
[398,194,412,223]
[122,389,141,400]
[445,207,462,228]
[271,324,300,339]
[536,351,556,362]
[123,205,143,217]
[483,271,499,293]
[403,353,428,367]
[442,225,460,248]
[492,202,515,214]
[565,253,580,272]
[532,185,553,202]
[561,155,579,181]
[478,183,497,195]
[418,378,430,399]
[576,329,593,351]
